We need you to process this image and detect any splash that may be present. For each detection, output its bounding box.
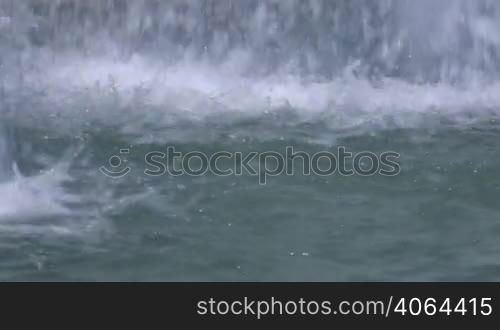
[0,0,498,135]
[0,163,74,222]
[1,0,499,235]
[0,146,116,239]
[5,56,499,146]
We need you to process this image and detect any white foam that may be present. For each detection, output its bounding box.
[0,157,114,239]
[0,164,72,222]
[17,56,499,136]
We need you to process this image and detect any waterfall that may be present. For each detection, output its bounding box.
[0,124,13,182]
[1,0,499,83]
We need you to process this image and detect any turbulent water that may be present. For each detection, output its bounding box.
[0,0,499,281]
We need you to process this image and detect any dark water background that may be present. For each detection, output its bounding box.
[0,0,499,281]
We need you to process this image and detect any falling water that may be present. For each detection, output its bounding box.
[0,125,11,181]
[0,0,499,281]
[1,0,499,80]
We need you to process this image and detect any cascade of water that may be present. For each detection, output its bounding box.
[0,124,13,182]
[1,0,497,83]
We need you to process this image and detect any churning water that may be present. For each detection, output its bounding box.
[0,0,499,280]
